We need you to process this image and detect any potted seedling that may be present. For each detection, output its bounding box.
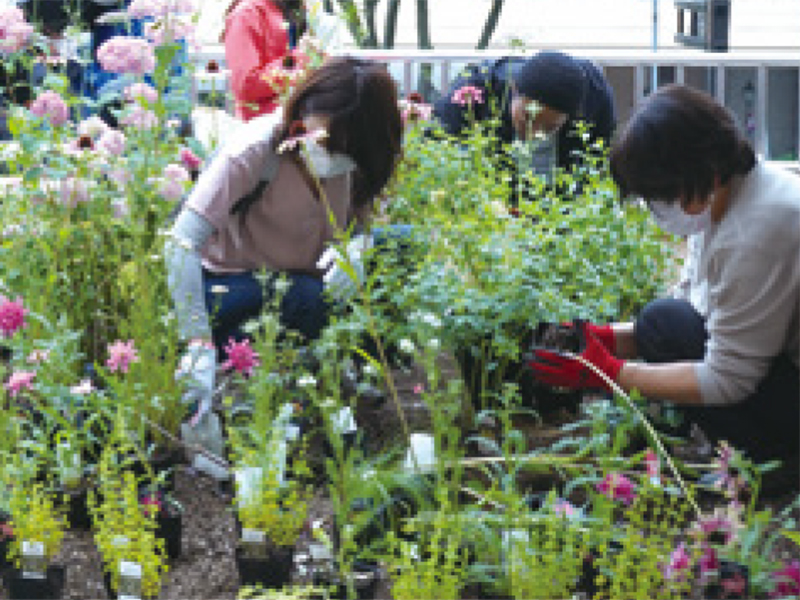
[52,430,93,530]
[234,456,308,590]
[88,447,168,599]
[4,483,68,600]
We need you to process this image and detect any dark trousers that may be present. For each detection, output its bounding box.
[635,298,799,462]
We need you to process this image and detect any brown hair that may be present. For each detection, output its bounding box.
[272,56,404,211]
[221,0,307,42]
[610,84,755,203]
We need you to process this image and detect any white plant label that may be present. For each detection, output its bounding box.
[241,528,266,545]
[235,466,263,509]
[21,540,46,579]
[118,560,143,600]
[332,406,357,435]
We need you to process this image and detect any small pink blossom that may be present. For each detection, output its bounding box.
[29,91,69,126]
[106,339,140,374]
[644,448,660,480]
[699,546,719,575]
[70,379,95,395]
[158,178,185,201]
[664,543,691,581]
[596,472,637,505]
[770,560,800,599]
[451,85,484,106]
[97,36,156,75]
[96,129,127,156]
[0,8,33,53]
[164,163,190,182]
[721,572,748,597]
[179,147,202,172]
[413,383,424,395]
[0,295,28,337]
[552,498,576,517]
[222,338,260,376]
[5,370,36,397]
[59,178,90,207]
[693,509,737,546]
[120,105,158,129]
[124,82,158,105]
[27,349,50,364]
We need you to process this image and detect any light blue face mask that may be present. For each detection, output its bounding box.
[647,199,713,236]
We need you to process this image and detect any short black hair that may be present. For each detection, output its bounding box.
[610,84,755,203]
[513,50,586,117]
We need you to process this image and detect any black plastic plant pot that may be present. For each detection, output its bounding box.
[157,509,183,560]
[235,545,294,589]
[63,486,91,530]
[0,511,13,572]
[702,561,750,600]
[6,565,66,600]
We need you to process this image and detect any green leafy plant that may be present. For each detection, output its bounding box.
[7,482,67,569]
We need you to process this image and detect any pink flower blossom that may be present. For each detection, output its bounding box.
[770,561,800,599]
[27,349,50,364]
[596,472,637,505]
[552,498,576,517]
[120,105,158,129]
[77,116,110,139]
[70,379,95,395]
[413,383,424,395]
[110,198,130,219]
[644,448,660,480]
[106,339,140,374]
[96,129,127,156]
[124,82,158,105]
[721,572,748,597]
[106,166,133,187]
[451,85,484,106]
[179,147,202,172]
[664,543,691,581]
[0,295,28,337]
[0,8,33,53]
[97,36,156,75]
[222,338,260,376]
[699,546,719,575]
[164,163,190,182]
[693,509,737,546]
[60,178,90,207]
[5,370,35,397]
[263,51,310,97]
[158,178,185,201]
[29,91,69,126]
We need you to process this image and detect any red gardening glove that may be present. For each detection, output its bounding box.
[528,331,624,392]
[583,322,616,354]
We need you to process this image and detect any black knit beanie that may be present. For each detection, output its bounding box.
[513,50,586,117]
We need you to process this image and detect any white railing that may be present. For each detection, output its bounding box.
[191,47,800,160]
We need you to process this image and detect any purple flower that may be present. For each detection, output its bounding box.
[664,543,691,581]
[59,178,90,207]
[0,295,28,337]
[552,498,576,518]
[97,36,156,75]
[106,339,140,374]
[0,7,33,53]
[222,338,260,376]
[96,129,127,156]
[770,561,800,599]
[120,105,158,129]
[596,472,637,505]
[451,85,484,106]
[29,91,69,126]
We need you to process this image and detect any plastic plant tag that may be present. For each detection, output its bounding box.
[277,403,300,442]
[308,542,333,562]
[331,407,357,435]
[402,433,436,474]
[56,441,82,488]
[240,528,266,545]
[21,540,46,579]
[117,560,142,600]
[235,467,263,509]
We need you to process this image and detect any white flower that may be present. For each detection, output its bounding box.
[427,338,440,351]
[419,312,442,329]
[398,339,416,355]
[70,379,95,395]
[298,374,317,388]
[362,363,377,377]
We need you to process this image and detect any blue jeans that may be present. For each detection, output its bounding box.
[635,297,799,462]
[202,225,418,352]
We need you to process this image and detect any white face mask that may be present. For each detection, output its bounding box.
[303,139,357,178]
[647,199,713,236]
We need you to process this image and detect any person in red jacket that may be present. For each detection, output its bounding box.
[222,0,307,121]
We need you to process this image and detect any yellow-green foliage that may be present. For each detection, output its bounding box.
[8,482,67,565]
[88,466,168,599]
[237,465,308,548]
[593,483,694,600]
[507,514,587,599]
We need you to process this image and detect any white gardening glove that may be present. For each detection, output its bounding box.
[176,342,229,481]
[316,233,373,302]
